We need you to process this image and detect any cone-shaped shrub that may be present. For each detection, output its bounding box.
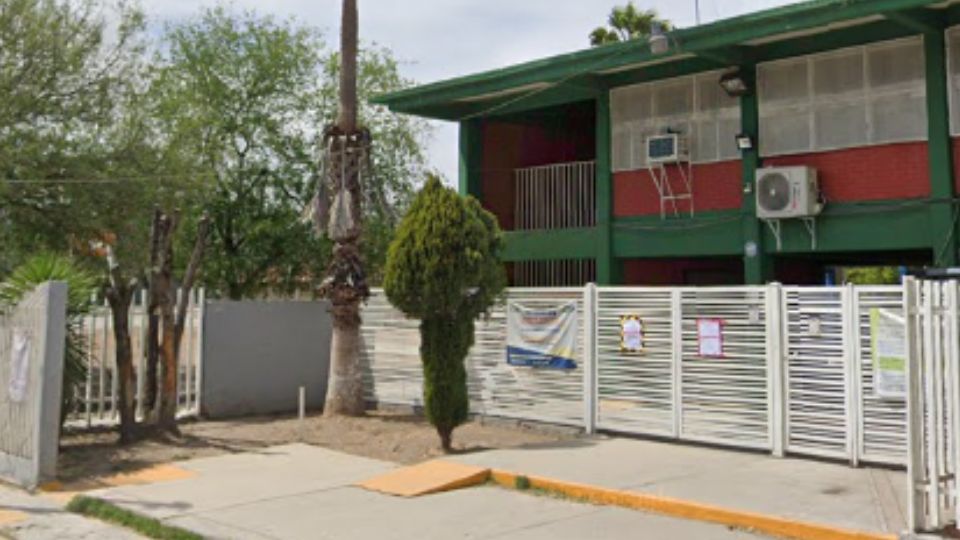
[383,176,506,451]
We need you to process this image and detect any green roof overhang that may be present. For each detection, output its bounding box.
[372,0,956,121]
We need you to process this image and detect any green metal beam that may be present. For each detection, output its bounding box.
[501,228,598,261]
[886,8,945,32]
[458,119,483,198]
[923,30,959,267]
[595,94,620,284]
[612,214,743,258]
[739,66,773,285]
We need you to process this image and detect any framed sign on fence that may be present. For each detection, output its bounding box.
[697,318,724,358]
[619,315,644,353]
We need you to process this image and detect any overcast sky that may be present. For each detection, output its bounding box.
[142,0,795,182]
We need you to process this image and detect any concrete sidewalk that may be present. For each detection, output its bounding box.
[87,444,762,540]
[448,436,908,536]
[0,483,141,540]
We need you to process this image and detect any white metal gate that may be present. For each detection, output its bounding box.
[906,278,960,533]
[71,289,205,426]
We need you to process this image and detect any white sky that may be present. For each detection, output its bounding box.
[142,0,795,182]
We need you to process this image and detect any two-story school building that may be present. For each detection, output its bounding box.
[374,0,960,287]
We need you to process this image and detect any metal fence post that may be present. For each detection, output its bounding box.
[671,289,683,439]
[904,277,926,531]
[767,282,786,458]
[582,282,597,435]
[844,283,862,466]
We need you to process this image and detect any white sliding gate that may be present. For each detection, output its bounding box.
[362,282,911,467]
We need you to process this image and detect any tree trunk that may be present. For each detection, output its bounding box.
[158,293,179,432]
[322,0,368,417]
[324,305,366,416]
[337,0,358,133]
[106,286,137,444]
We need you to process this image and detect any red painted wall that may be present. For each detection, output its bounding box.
[622,258,743,286]
[614,161,742,217]
[480,108,595,230]
[765,142,930,202]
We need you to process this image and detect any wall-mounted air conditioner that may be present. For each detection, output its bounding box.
[756,166,822,220]
[646,133,689,164]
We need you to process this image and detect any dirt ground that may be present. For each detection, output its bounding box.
[57,411,577,483]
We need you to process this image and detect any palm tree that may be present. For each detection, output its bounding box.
[590,3,672,47]
[0,254,96,430]
[320,0,369,416]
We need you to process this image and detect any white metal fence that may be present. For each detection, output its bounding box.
[70,289,205,426]
[514,161,596,230]
[362,283,910,467]
[0,282,67,488]
[906,278,960,533]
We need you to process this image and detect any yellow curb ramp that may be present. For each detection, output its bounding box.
[487,469,897,540]
[357,460,489,497]
[38,464,196,503]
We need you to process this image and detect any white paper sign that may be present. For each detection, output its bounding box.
[697,318,724,358]
[9,329,30,402]
[870,308,906,400]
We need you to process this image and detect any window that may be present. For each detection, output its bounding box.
[610,71,740,172]
[758,36,926,157]
[946,27,960,134]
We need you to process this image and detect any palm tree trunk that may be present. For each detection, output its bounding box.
[323,0,367,417]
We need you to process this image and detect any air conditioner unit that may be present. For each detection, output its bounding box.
[646,133,689,164]
[756,166,822,219]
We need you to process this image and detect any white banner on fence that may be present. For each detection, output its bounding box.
[506,301,578,370]
[870,308,906,400]
[9,329,30,403]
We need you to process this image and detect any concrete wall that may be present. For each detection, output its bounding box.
[202,300,332,419]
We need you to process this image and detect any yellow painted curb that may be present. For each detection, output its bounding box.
[358,460,489,497]
[488,469,897,540]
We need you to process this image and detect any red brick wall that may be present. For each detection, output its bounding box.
[481,115,595,230]
[765,142,929,202]
[622,258,743,285]
[614,161,742,217]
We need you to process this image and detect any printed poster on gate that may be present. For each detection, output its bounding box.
[870,308,906,400]
[506,301,578,370]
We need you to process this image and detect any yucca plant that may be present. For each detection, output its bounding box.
[0,254,98,427]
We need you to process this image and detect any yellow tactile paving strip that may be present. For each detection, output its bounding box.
[0,508,28,526]
[38,464,196,502]
[357,460,489,497]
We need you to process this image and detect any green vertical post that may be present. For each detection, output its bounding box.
[458,119,483,198]
[924,30,958,267]
[741,65,774,284]
[595,91,620,284]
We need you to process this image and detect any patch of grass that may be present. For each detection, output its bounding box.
[514,475,531,490]
[66,495,203,540]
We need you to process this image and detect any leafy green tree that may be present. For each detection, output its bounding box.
[0,254,97,428]
[383,177,506,451]
[590,3,672,46]
[844,267,902,285]
[0,0,150,273]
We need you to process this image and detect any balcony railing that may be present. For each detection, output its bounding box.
[514,160,596,230]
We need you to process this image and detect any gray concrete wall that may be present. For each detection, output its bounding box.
[202,300,331,418]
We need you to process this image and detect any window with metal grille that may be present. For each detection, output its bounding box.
[758,36,926,157]
[610,71,740,172]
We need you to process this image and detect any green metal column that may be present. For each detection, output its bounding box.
[595,91,620,284]
[924,30,958,267]
[741,65,774,284]
[458,118,483,198]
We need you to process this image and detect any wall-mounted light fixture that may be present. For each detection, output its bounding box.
[735,133,754,151]
[719,69,751,97]
[649,23,669,55]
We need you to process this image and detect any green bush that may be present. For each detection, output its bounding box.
[0,254,97,426]
[383,176,506,451]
